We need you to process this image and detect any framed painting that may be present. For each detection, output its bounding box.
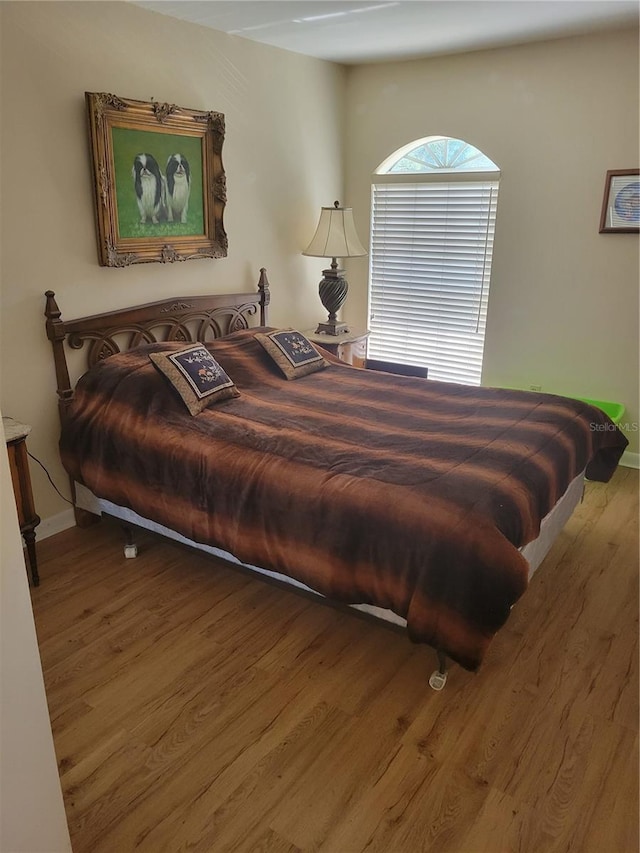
[599,169,640,234]
[86,92,227,266]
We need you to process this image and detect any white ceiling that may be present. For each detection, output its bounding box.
[134,0,639,64]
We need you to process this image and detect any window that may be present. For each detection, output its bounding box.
[369,136,500,385]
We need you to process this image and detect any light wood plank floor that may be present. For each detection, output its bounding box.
[31,468,638,853]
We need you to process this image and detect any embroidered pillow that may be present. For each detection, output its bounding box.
[149,345,239,415]
[255,329,328,380]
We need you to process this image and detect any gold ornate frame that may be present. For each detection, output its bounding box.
[86,92,227,267]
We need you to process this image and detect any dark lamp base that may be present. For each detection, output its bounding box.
[316,261,350,336]
[315,320,350,335]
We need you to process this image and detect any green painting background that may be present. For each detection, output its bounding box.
[112,127,204,239]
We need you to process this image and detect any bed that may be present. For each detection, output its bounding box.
[44,270,628,688]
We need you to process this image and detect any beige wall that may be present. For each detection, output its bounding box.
[344,28,639,455]
[0,1,345,520]
[1,420,72,851]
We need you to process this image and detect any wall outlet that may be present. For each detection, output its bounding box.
[529,384,542,392]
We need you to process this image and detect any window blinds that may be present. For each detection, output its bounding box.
[368,179,499,385]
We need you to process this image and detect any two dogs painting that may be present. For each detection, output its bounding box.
[132,153,191,225]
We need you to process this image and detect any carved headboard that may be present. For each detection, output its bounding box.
[45,268,270,423]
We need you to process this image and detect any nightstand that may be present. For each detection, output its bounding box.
[305,328,370,367]
[3,418,40,586]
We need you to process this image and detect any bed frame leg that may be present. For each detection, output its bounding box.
[74,507,101,528]
[122,524,138,559]
[429,650,448,691]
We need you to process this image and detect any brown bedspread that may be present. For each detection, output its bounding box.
[60,329,628,670]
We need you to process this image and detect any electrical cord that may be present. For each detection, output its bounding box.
[3,415,74,504]
[27,449,74,505]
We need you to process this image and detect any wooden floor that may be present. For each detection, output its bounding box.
[31,468,638,853]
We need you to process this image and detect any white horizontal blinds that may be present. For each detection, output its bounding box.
[369,179,498,385]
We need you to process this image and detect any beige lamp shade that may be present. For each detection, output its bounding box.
[302,201,367,259]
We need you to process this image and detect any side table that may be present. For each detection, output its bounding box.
[3,417,40,586]
[305,328,370,367]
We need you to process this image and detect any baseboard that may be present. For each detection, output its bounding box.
[37,508,76,541]
[620,450,640,470]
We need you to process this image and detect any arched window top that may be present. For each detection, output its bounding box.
[377,136,499,174]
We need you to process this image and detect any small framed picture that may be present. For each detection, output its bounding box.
[86,92,228,266]
[599,169,640,233]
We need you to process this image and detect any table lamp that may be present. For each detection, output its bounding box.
[302,200,367,335]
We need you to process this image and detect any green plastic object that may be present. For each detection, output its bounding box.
[575,398,625,424]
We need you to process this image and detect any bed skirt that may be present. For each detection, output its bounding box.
[74,470,585,632]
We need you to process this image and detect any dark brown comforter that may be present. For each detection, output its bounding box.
[60,329,628,670]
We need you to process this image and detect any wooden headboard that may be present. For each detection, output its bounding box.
[45,267,270,423]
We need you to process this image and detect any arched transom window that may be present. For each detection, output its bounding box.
[380,136,499,174]
[369,136,500,385]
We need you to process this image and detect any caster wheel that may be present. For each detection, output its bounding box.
[429,669,447,691]
[124,544,138,559]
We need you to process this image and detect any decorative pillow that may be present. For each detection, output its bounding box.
[149,345,239,415]
[255,329,328,380]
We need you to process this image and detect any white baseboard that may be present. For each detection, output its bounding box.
[620,451,640,470]
[37,508,76,541]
